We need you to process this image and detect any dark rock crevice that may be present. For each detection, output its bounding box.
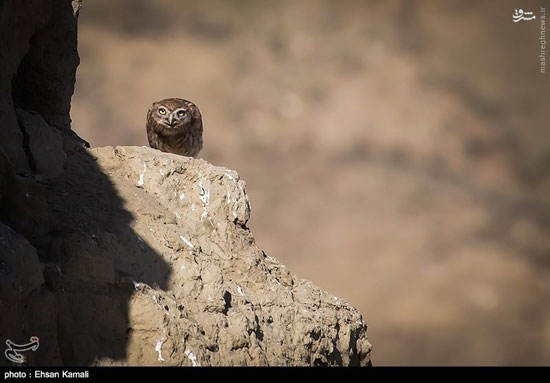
[15,111,37,174]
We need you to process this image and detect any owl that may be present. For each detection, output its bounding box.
[146,98,203,158]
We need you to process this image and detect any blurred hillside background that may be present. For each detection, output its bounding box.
[71,0,550,365]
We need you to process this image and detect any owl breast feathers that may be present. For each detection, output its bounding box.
[146,98,203,158]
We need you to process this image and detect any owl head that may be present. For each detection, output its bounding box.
[147,98,202,134]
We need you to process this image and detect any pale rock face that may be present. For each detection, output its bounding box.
[1,145,372,366]
[86,146,372,366]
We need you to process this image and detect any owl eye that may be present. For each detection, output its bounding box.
[177,110,186,117]
[158,107,167,115]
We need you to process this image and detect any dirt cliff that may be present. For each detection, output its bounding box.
[0,0,371,366]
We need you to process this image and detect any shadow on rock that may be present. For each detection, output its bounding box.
[1,144,172,366]
[47,149,172,365]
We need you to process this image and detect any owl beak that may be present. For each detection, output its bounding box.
[167,114,175,126]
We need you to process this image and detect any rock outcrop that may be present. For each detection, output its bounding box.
[0,1,372,366]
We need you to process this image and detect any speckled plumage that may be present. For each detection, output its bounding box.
[146,98,203,158]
